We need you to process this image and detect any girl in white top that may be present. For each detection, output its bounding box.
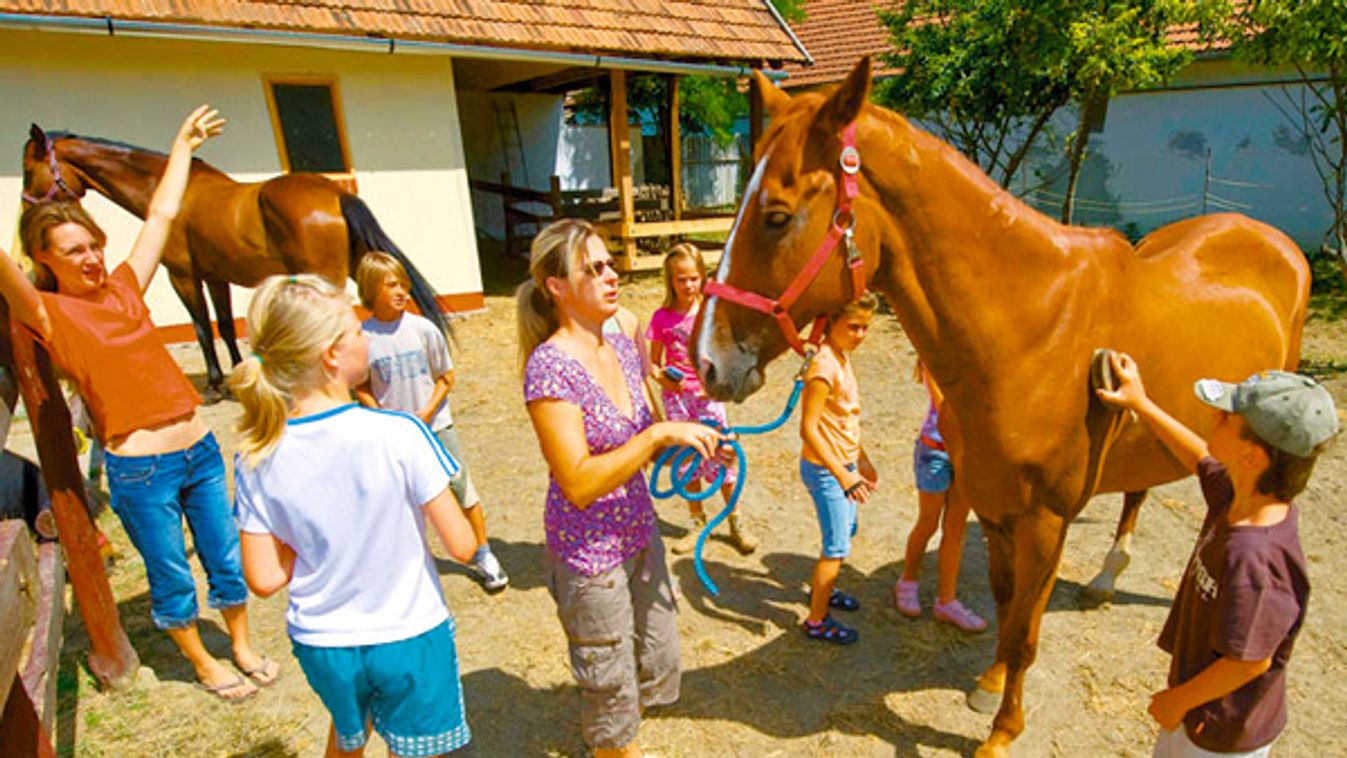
[231,274,477,758]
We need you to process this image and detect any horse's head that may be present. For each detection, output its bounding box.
[23,125,87,206]
[695,57,880,402]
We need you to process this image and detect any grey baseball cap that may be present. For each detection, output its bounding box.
[1194,370,1339,457]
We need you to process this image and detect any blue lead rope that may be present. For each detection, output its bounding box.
[649,376,806,596]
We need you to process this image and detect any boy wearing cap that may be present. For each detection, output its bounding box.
[1096,352,1337,758]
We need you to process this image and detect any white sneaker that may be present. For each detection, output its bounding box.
[471,550,509,592]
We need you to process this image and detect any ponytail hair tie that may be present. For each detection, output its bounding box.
[252,352,264,365]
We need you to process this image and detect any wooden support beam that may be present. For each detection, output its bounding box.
[599,217,734,240]
[23,543,64,736]
[749,72,764,159]
[3,308,138,692]
[0,672,55,758]
[608,69,637,267]
[0,520,37,712]
[668,75,682,221]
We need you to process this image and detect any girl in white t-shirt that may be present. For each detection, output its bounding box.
[230,274,478,758]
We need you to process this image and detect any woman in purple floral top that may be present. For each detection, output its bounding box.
[518,219,726,758]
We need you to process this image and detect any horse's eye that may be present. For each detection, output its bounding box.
[764,210,792,230]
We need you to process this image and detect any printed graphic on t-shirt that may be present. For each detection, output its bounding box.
[1186,530,1220,602]
[371,350,431,385]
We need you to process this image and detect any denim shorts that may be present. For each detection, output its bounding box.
[434,426,480,508]
[105,432,247,629]
[913,440,953,494]
[293,619,471,756]
[799,458,858,559]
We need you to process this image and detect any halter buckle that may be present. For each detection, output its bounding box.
[839,145,861,175]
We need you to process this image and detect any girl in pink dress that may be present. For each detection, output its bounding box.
[646,244,757,555]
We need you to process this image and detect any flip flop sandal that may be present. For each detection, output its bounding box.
[828,588,861,612]
[802,615,859,645]
[197,673,258,704]
[238,655,281,687]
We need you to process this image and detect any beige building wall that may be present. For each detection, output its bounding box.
[0,28,481,337]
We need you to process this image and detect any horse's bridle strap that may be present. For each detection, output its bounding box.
[703,121,866,356]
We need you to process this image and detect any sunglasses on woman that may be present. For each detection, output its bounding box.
[581,257,617,278]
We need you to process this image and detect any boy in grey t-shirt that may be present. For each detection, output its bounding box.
[1096,354,1336,756]
[354,252,509,592]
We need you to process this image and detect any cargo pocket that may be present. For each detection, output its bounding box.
[568,635,626,693]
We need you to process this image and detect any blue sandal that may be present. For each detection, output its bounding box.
[802,615,859,645]
[829,588,861,612]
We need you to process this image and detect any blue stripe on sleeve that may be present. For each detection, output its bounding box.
[367,407,460,478]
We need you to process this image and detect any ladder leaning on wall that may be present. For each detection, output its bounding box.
[493,99,529,189]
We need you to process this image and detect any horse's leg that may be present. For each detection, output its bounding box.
[1083,489,1148,605]
[975,507,1069,758]
[205,279,244,366]
[968,516,1014,714]
[167,273,225,404]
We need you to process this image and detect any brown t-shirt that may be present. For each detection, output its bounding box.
[801,343,861,467]
[38,263,201,443]
[1158,457,1309,752]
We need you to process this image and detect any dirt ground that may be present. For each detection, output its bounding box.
[21,271,1347,758]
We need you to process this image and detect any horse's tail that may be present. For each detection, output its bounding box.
[339,193,453,343]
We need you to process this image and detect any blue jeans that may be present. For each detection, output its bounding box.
[106,433,247,629]
[799,459,858,559]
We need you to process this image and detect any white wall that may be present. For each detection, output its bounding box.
[1005,61,1333,249]
[0,28,481,331]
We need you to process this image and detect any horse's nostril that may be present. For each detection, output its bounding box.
[702,361,717,387]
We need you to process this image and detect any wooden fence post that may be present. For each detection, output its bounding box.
[2,307,138,691]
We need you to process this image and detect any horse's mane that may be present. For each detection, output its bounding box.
[46,131,166,158]
[45,130,227,177]
[863,105,1132,253]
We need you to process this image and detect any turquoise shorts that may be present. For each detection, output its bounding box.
[292,619,471,756]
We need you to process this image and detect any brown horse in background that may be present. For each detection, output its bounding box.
[21,125,448,401]
[694,58,1307,756]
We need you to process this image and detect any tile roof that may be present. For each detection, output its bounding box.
[782,0,900,89]
[781,0,1236,91]
[0,0,810,65]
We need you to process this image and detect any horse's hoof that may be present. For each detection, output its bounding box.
[1079,578,1114,608]
[202,387,226,405]
[966,684,1002,714]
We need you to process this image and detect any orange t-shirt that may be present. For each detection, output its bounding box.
[38,263,200,443]
[801,343,861,467]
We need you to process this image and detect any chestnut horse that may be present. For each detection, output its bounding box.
[21,125,447,401]
[695,58,1307,756]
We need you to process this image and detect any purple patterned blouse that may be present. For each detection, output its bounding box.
[524,333,656,576]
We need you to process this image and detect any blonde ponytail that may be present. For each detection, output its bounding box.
[515,218,598,374]
[230,274,351,465]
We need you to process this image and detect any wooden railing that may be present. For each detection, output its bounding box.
[471,173,719,266]
[0,520,63,757]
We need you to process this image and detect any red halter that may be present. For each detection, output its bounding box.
[703,122,867,356]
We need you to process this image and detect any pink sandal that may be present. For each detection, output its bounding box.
[894,579,922,617]
[933,598,988,633]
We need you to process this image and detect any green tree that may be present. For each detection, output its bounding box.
[878,1,1221,223]
[1233,0,1347,276]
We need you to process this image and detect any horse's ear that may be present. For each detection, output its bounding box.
[29,124,47,157]
[817,56,872,133]
[753,69,791,119]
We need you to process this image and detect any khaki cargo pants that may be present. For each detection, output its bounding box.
[545,534,681,750]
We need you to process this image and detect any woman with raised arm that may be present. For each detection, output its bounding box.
[0,106,277,702]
